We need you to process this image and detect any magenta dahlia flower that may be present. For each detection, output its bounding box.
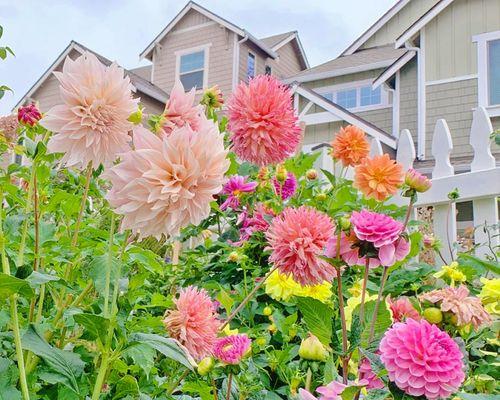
[220,175,257,211]
[237,203,276,244]
[359,358,384,389]
[227,75,302,166]
[163,286,220,360]
[266,206,335,286]
[273,172,297,200]
[17,104,42,126]
[379,319,465,399]
[213,334,251,365]
[41,52,138,168]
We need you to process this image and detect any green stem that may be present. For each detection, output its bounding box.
[103,214,116,318]
[167,369,189,396]
[358,257,370,325]
[305,368,312,392]
[17,162,36,267]
[226,372,233,400]
[71,161,93,248]
[367,266,389,344]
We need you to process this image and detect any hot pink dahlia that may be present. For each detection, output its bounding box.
[41,52,138,168]
[325,232,380,268]
[273,172,297,200]
[227,75,302,166]
[213,334,251,365]
[359,358,384,389]
[419,286,491,330]
[387,295,421,322]
[237,203,276,243]
[160,80,206,136]
[105,122,229,238]
[379,319,465,399]
[266,206,335,286]
[299,379,368,400]
[17,104,42,126]
[163,286,221,360]
[220,175,257,211]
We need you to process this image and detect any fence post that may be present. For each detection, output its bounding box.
[396,129,416,171]
[470,107,499,258]
[431,119,457,262]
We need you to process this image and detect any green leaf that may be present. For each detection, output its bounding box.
[112,375,139,400]
[127,246,164,274]
[360,300,392,348]
[458,253,500,275]
[128,332,197,370]
[88,254,119,294]
[297,297,334,346]
[182,381,214,400]
[0,48,6,60]
[359,348,387,380]
[0,273,34,299]
[73,313,109,344]
[455,394,500,400]
[21,325,85,393]
[121,343,155,377]
[323,354,341,384]
[26,271,59,286]
[0,358,21,400]
[341,384,364,400]
[347,315,362,353]
[217,287,235,317]
[364,388,391,400]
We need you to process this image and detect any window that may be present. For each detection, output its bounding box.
[336,89,357,109]
[473,30,500,114]
[265,65,272,75]
[176,45,210,91]
[323,92,334,102]
[360,86,382,106]
[488,39,500,106]
[318,80,388,111]
[247,53,256,81]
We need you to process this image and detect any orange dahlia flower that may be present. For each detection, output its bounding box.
[354,154,404,201]
[331,125,370,167]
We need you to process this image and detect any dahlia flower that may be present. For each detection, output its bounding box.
[387,295,421,322]
[41,51,138,168]
[379,319,465,399]
[331,125,370,167]
[419,285,491,330]
[325,232,381,268]
[200,85,224,109]
[266,206,335,286]
[227,75,302,166]
[160,80,206,136]
[220,175,257,211]
[163,286,220,360]
[344,284,377,328]
[479,277,500,315]
[106,123,229,238]
[273,172,297,200]
[213,334,251,365]
[237,203,275,243]
[17,104,42,126]
[405,168,432,193]
[354,154,404,201]
[359,358,384,389]
[299,379,368,400]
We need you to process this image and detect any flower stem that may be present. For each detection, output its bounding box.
[367,266,389,343]
[17,162,36,268]
[103,213,116,318]
[334,232,349,384]
[27,175,40,324]
[71,161,93,248]
[359,257,370,325]
[166,369,189,396]
[226,372,233,400]
[305,368,312,392]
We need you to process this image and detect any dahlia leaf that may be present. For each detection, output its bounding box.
[112,375,139,400]
[73,313,109,344]
[0,273,34,300]
[364,388,391,400]
[297,297,333,346]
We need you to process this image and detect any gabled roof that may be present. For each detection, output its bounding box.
[372,50,416,89]
[260,30,309,69]
[140,1,278,61]
[13,41,168,110]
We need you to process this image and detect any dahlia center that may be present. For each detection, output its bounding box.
[81,100,115,134]
[222,343,234,352]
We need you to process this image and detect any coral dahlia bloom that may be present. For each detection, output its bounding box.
[41,52,138,168]
[160,80,206,136]
[227,75,302,166]
[266,206,335,286]
[387,295,421,322]
[405,168,432,193]
[220,175,257,211]
[354,154,404,201]
[18,104,42,126]
[106,122,229,238]
[379,319,465,399]
[331,125,370,167]
[0,114,19,142]
[419,285,491,330]
[273,172,297,200]
[213,334,251,365]
[163,286,220,360]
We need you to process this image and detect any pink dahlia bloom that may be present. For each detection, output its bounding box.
[163,286,220,360]
[419,285,491,330]
[359,358,384,389]
[380,319,465,399]
[220,175,257,211]
[160,80,206,136]
[273,172,297,200]
[325,232,381,268]
[41,52,138,168]
[350,210,409,266]
[227,75,302,166]
[213,334,251,365]
[405,168,432,193]
[299,379,368,400]
[237,203,276,243]
[266,206,335,286]
[387,296,421,322]
[105,122,229,238]
[17,104,42,126]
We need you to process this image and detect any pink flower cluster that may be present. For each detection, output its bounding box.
[272,172,297,200]
[237,203,276,243]
[213,334,251,365]
[220,175,257,211]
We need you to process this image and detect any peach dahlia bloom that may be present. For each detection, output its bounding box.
[105,122,229,238]
[228,75,302,166]
[163,286,220,360]
[331,125,370,167]
[41,52,138,168]
[354,154,404,201]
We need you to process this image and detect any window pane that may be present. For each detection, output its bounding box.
[336,89,357,109]
[180,70,203,91]
[488,39,500,105]
[180,51,204,73]
[360,86,381,106]
[247,53,255,81]
[323,92,334,101]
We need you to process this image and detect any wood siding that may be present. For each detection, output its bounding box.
[399,59,418,147]
[270,41,304,79]
[238,41,267,84]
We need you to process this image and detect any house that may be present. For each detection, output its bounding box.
[286,0,500,175]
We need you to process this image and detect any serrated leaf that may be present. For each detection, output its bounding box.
[456,394,500,400]
[26,271,59,286]
[0,273,34,299]
[341,384,364,400]
[359,301,392,348]
[0,358,21,400]
[73,313,109,344]
[112,375,139,400]
[122,343,155,377]
[364,388,390,400]
[458,253,500,275]
[297,297,333,346]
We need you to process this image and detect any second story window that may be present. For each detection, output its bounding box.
[473,30,500,113]
[318,80,388,111]
[247,53,256,81]
[178,49,205,91]
[488,39,500,106]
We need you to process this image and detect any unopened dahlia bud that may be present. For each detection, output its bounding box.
[263,306,272,316]
[127,106,144,125]
[339,216,351,230]
[423,307,443,324]
[17,104,42,127]
[228,251,240,262]
[298,333,327,361]
[197,356,214,376]
[405,168,431,193]
[306,169,318,180]
[315,192,327,201]
[276,164,287,183]
[201,85,224,109]
[423,234,436,248]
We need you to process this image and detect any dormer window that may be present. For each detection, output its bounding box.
[473,30,500,115]
[247,52,256,81]
[175,44,211,91]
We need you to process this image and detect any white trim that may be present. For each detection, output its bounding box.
[417,29,426,160]
[342,0,411,55]
[271,33,296,51]
[270,32,310,69]
[299,101,314,118]
[372,51,416,89]
[231,33,239,90]
[473,30,500,108]
[169,21,217,36]
[175,43,211,91]
[425,74,477,86]
[301,111,342,125]
[392,71,400,137]
[395,0,454,48]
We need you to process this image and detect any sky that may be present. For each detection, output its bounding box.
[0,0,396,114]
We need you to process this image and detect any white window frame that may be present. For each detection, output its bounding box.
[314,79,390,112]
[175,43,211,91]
[246,51,256,81]
[473,30,500,117]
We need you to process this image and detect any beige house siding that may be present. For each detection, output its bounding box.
[270,41,304,79]
[425,0,500,81]
[31,74,62,112]
[303,121,342,146]
[130,66,152,81]
[399,59,418,147]
[140,94,164,115]
[361,0,439,50]
[172,8,212,31]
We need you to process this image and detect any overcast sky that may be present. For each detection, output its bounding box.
[0,0,396,114]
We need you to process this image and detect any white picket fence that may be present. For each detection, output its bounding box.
[313,106,500,261]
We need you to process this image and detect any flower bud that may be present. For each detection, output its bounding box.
[340,216,351,230]
[423,307,443,324]
[298,333,328,361]
[276,164,287,183]
[306,169,318,180]
[404,168,431,193]
[263,306,272,316]
[17,104,42,127]
[228,251,240,262]
[315,193,327,201]
[255,337,267,347]
[200,85,224,109]
[127,106,143,125]
[423,234,436,248]
[268,323,277,334]
[197,356,214,376]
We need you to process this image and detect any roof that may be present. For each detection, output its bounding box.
[13,41,168,110]
[140,1,278,61]
[260,30,309,68]
[284,45,407,83]
[260,31,296,48]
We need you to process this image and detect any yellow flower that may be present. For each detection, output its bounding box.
[297,281,332,303]
[344,281,377,328]
[479,277,500,315]
[264,270,332,303]
[222,324,239,336]
[433,261,466,286]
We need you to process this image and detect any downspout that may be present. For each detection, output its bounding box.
[232,34,248,90]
